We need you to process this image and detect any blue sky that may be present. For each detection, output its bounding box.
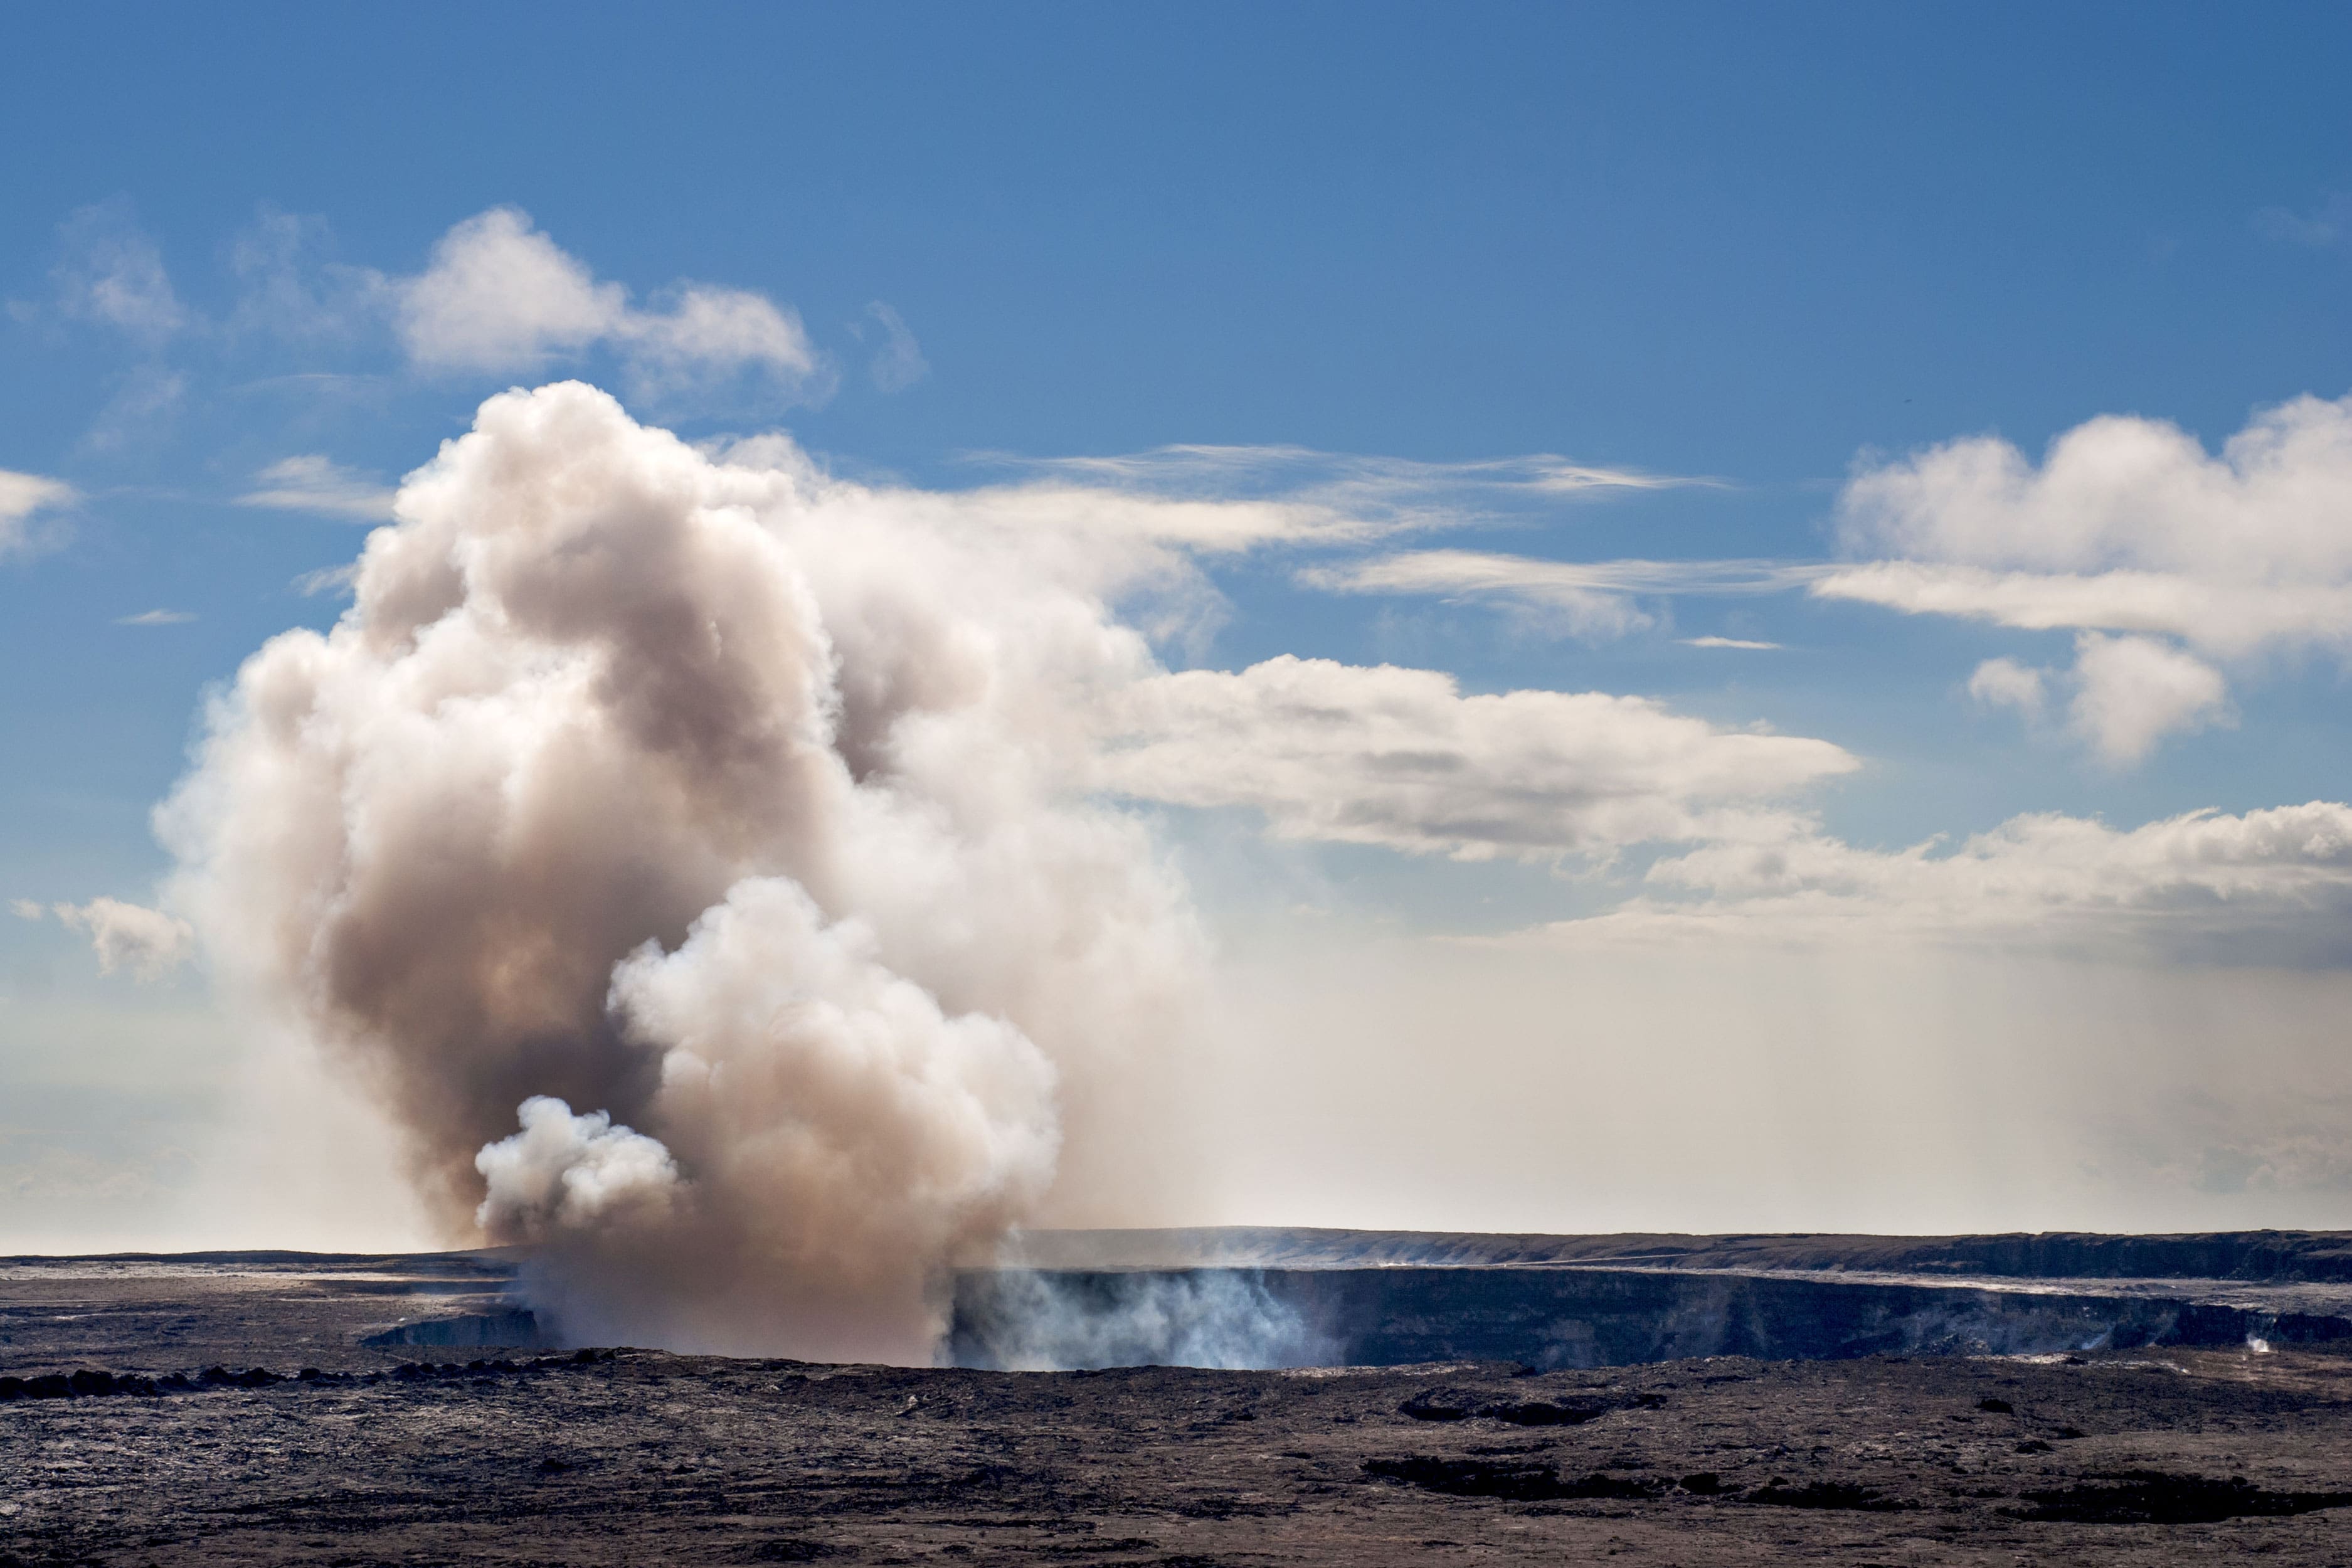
[6,4,2352,1251]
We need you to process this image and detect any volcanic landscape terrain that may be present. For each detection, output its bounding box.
[9,1234,2352,1565]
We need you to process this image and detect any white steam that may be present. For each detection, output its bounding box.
[476,1097,683,1233]
[953,1268,1329,1371]
[160,381,1197,1360]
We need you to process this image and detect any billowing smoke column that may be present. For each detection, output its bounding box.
[160,383,1202,1361]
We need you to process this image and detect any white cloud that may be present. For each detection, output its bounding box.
[393,208,821,402]
[1964,641,2227,760]
[82,366,186,453]
[1821,391,2352,761]
[1811,561,2352,653]
[395,208,623,371]
[2256,193,2352,250]
[1303,549,1823,641]
[973,443,1710,545]
[864,301,930,393]
[1966,656,2046,719]
[1835,395,2352,584]
[0,470,76,559]
[618,285,822,397]
[115,609,194,626]
[1682,635,1781,650]
[9,899,41,920]
[228,206,383,342]
[1530,800,2352,963]
[50,898,194,980]
[2067,632,2228,764]
[1019,443,1710,498]
[1094,654,1857,861]
[236,455,398,521]
[936,480,1356,553]
[291,562,360,598]
[50,201,187,345]
[1830,393,2352,642]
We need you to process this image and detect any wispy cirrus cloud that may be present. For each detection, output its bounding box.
[2255,192,2352,250]
[968,443,1715,545]
[115,609,194,626]
[44,199,189,347]
[1006,443,1710,497]
[236,455,398,522]
[862,302,929,393]
[1300,549,1826,640]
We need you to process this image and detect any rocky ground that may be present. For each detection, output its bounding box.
[8,1251,2352,1565]
[9,1343,2352,1564]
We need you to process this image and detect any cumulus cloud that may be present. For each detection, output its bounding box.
[48,200,187,345]
[1094,654,1857,861]
[1818,391,2352,760]
[1530,800,2352,963]
[50,898,194,980]
[864,301,930,393]
[236,455,398,521]
[393,208,626,371]
[393,208,822,403]
[1966,656,2047,719]
[1831,395,2352,585]
[2068,632,2229,763]
[1302,550,1823,641]
[0,470,76,559]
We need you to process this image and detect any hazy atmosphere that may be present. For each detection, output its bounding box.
[8,1,2352,1305]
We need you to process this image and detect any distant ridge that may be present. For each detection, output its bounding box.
[1007,1227,2352,1283]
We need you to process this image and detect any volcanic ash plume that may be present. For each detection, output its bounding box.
[159,382,1201,1360]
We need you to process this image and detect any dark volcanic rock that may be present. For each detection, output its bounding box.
[6,1340,2352,1563]
[1747,1478,1912,1511]
[1400,1386,1609,1424]
[360,1308,543,1349]
[1364,1456,1662,1502]
[2014,1471,2352,1524]
[1364,1455,1571,1501]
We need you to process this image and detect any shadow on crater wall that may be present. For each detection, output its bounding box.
[950,1264,2352,1370]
